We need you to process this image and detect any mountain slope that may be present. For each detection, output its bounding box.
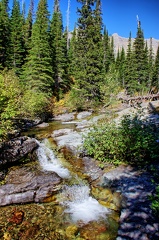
[112,33,159,56]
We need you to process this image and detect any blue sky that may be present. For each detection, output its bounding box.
[59,0,159,39]
[10,0,159,39]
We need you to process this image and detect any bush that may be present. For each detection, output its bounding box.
[151,185,159,216]
[0,70,22,141]
[20,90,49,119]
[0,70,51,142]
[83,114,159,166]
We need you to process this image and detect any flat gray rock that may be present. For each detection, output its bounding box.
[0,165,62,206]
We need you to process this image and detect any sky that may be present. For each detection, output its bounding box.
[52,0,159,39]
[10,0,159,39]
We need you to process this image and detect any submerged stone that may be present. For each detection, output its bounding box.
[65,225,78,238]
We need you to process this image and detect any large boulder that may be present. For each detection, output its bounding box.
[0,136,38,167]
[0,165,62,206]
[53,112,75,122]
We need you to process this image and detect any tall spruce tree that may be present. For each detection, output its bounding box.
[109,36,115,64]
[0,0,10,69]
[115,49,120,69]
[72,0,103,107]
[133,20,149,93]
[124,32,135,94]
[152,46,159,88]
[9,0,25,74]
[23,0,34,55]
[116,47,126,87]
[143,41,150,91]
[102,26,110,73]
[50,0,69,99]
[67,27,76,78]
[148,38,155,88]
[22,0,53,94]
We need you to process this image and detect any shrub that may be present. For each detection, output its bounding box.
[83,114,159,166]
[151,185,159,216]
[0,70,22,141]
[20,90,49,119]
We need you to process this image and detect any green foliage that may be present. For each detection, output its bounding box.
[151,185,159,216]
[152,46,159,87]
[0,70,22,140]
[22,0,53,94]
[69,87,90,111]
[100,64,121,106]
[71,0,104,108]
[130,23,149,94]
[20,90,49,118]
[83,114,159,165]
[0,0,10,69]
[102,26,111,73]
[23,0,33,54]
[83,122,122,164]
[9,0,25,74]
[0,70,50,141]
[50,2,69,99]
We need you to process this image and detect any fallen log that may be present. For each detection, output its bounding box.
[119,93,159,105]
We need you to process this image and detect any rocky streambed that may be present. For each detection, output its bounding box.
[47,106,159,240]
[0,103,159,239]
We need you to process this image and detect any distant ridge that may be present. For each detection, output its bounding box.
[112,33,159,56]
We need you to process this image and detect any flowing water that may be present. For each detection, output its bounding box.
[61,185,110,224]
[0,120,119,239]
[37,139,110,225]
[37,139,70,179]
[34,137,119,239]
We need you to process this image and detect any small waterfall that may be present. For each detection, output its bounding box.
[61,185,110,224]
[36,139,70,179]
[36,139,110,225]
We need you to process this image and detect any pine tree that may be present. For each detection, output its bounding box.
[9,0,25,74]
[152,45,159,88]
[117,47,126,87]
[102,26,110,73]
[72,0,104,107]
[124,32,135,94]
[133,20,148,93]
[143,41,150,92]
[67,27,76,78]
[115,49,120,69]
[0,0,10,69]
[23,0,34,55]
[109,36,115,64]
[22,0,53,94]
[148,38,155,88]
[50,0,69,99]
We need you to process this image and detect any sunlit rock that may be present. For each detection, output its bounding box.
[0,136,38,167]
[77,111,92,119]
[0,165,62,206]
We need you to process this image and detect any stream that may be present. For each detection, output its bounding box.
[0,116,120,240]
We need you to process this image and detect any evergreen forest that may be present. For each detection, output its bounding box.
[0,0,159,141]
